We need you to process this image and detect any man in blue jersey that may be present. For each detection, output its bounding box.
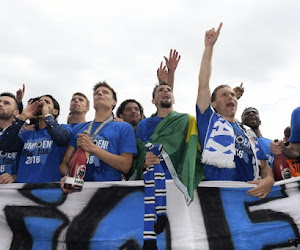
[196,22,274,199]
[67,92,90,127]
[136,83,175,179]
[241,107,275,168]
[0,94,71,183]
[60,81,137,187]
[0,92,20,183]
[135,49,181,179]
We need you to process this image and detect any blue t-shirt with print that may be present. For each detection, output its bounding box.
[70,121,137,181]
[196,105,267,181]
[0,133,18,176]
[258,137,274,168]
[17,125,70,183]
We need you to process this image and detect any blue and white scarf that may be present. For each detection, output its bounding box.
[143,143,167,250]
[202,112,260,179]
[202,112,236,168]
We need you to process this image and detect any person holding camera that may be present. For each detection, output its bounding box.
[0,95,71,183]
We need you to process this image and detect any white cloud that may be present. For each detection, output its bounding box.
[0,0,299,140]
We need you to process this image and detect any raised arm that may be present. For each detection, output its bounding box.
[18,99,41,121]
[16,84,25,113]
[164,49,181,90]
[197,23,222,113]
[233,82,244,100]
[37,98,71,146]
[157,61,168,84]
[0,100,40,152]
[44,117,71,146]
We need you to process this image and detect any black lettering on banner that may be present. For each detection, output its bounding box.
[245,184,300,250]
[4,206,69,250]
[18,183,67,206]
[197,187,234,250]
[66,186,171,250]
[119,238,141,250]
[4,183,69,250]
[3,183,172,249]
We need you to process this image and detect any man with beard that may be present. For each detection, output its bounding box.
[116,99,145,131]
[241,107,274,168]
[136,82,174,150]
[0,95,71,183]
[196,22,274,199]
[0,93,19,183]
[134,81,204,204]
[135,48,181,150]
[68,92,90,127]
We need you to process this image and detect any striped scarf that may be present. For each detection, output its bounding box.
[143,143,167,250]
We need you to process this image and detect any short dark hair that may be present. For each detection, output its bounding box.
[211,84,231,102]
[93,81,117,110]
[42,95,60,119]
[152,82,171,99]
[72,92,90,108]
[116,99,145,118]
[0,92,18,109]
[28,95,60,120]
[241,107,259,117]
[284,126,291,139]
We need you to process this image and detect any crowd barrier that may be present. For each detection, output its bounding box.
[0,177,299,250]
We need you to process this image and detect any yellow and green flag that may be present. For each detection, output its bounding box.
[131,111,204,203]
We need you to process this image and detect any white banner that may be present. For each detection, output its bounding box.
[0,178,300,250]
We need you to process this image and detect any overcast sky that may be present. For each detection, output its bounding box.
[1,0,299,140]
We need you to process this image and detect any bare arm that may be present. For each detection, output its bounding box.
[197,23,222,113]
[247,160,274,198]
[16,84,25,104]
[164,49,181,90]
[18,100,41,121]
[16,84,25,113]
[157,61,168,84]
[270,140,300,159]
[77,133,133,174]
[59,145,76,176]
[59,145,80,193]
[288,143,300,158]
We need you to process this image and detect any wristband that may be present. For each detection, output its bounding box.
[44,114,53,119]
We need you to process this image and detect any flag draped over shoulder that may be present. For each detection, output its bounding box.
[131,111,204,203]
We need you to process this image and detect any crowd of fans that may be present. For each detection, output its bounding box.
[1,23,299,202]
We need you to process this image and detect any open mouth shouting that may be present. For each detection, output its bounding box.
[226,102,235,108]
